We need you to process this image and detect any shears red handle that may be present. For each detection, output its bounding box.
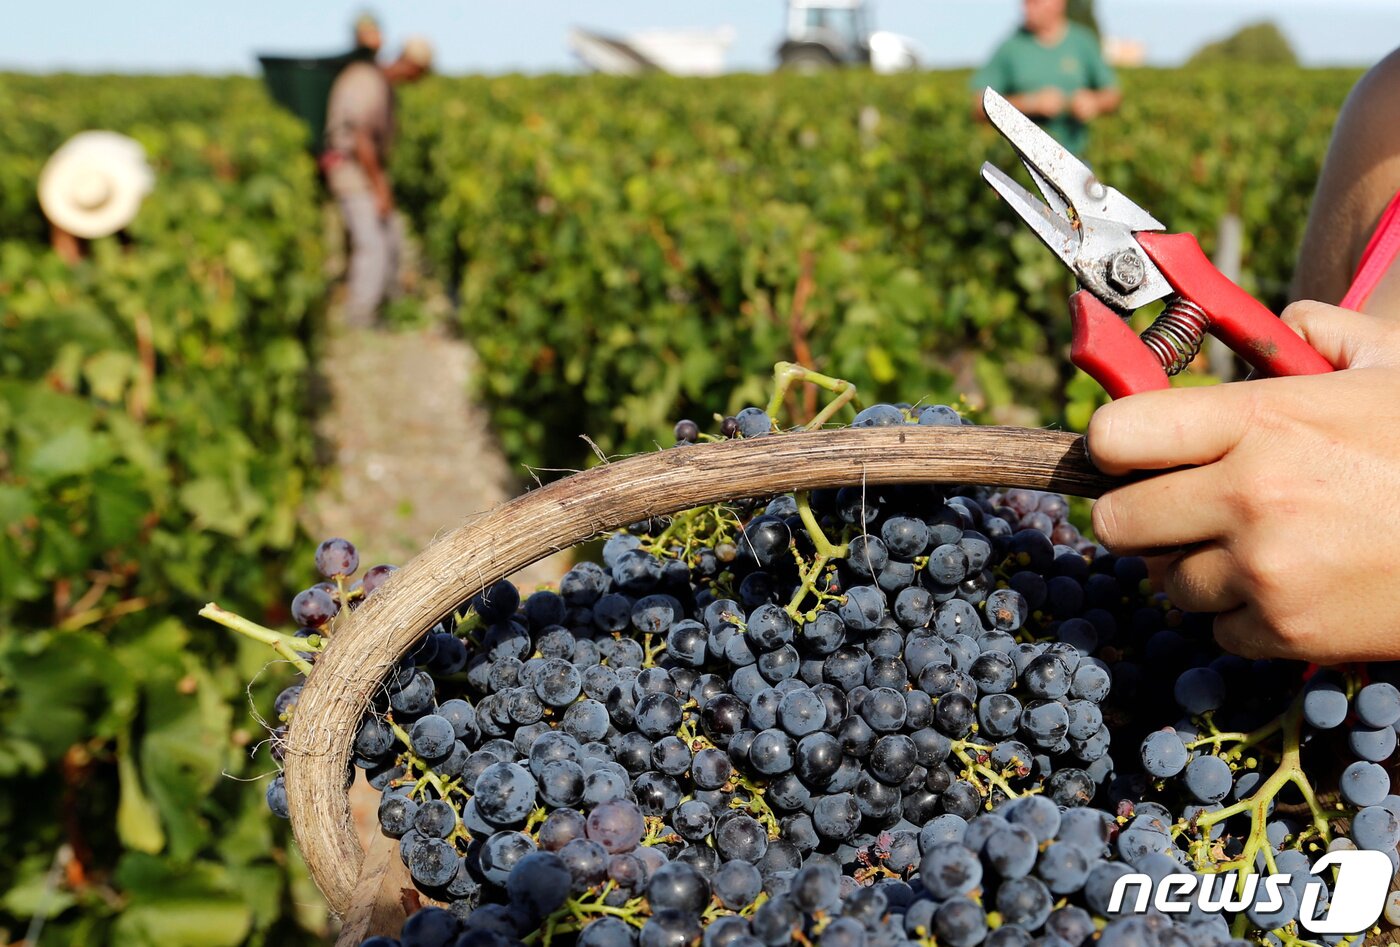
[1070,232,1335,399]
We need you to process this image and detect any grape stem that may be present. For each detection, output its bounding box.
[199,602,317,675]
[795,491,847,560]
[764,361,861,431]
[523,806,548,835]
[520,884,647,945]
[731,774,783,839]
[675,710,719,754]
[385,718,455,801]
[784,496,850,621]
[1187,695,1333,940]
[643,503,741,563]
[642,633,667,667]
[951,741,1029,802]
[1185,715,1282,760]
[785,550,828,620]
[641,816,681,847]
[1193,697,1329,846]
[334,575,351,626]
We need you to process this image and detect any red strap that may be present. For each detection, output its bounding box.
[1341,190,1400,311]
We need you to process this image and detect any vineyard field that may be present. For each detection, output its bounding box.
[0,64,1366,945]
[393,67,1358,471]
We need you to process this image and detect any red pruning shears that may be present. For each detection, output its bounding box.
[978,88,1333,399]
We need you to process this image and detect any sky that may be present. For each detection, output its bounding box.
[1,0,1398,75]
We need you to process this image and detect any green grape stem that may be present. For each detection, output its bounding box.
[386,718,455,800]
[676,711,720,754]
[764,361,862,430]
[795,491,847,560]
[951,740,1030,802]
[784,549,834,621]
[1186,695,1336,941]
[731,774,783,839]
[642,503,742,562]
[520,884,647,945]
[1185,715,1283,761]
[199,602,318,676]
[1192,697,1329,854]
[642,633,668,667]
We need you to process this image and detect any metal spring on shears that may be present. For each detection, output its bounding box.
[1140,297,1210,376]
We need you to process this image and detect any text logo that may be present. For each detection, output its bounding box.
[1108,850,1392,935]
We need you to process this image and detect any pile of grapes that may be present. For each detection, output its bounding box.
[211,395,1400,947]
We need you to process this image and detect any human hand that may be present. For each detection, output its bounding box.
[1086,301,1400,663]
[1032,86,1067,118]
[1069,89,1100,122]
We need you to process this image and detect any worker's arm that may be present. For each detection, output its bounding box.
[1292,47,1400,310]
[1079,50,1400,664]
[354,127,393,218]
[1078,48,1400,666]
[50,222,82,266]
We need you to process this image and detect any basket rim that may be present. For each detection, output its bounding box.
[283,424,1116,912]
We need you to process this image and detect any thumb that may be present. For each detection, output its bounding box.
[1279,300,1400,369]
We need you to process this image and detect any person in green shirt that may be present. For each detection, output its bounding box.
[971,0,1121,156]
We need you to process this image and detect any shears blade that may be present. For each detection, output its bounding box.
[979,162,1078,270]
[979,87,1175,311]
[980,87,1165,237]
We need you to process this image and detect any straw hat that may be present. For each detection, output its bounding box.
[38,131,155,239]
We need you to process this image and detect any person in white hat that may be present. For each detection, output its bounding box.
[323,35,433,328]
[38,131,154,265]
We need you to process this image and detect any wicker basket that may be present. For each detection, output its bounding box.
[282,425,1114,940]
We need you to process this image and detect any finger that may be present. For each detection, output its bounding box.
[1141,553,1175,591]
[1280,300,1400,369]
[1085,383,1256,476]
[1091,465,1230,553]
[1211,606,1278,660]
[1160,543,1246,614]
[1211,604,1323,662]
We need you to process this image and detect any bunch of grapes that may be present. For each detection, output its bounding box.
[213,392,1400,947]
[254,541,399,819]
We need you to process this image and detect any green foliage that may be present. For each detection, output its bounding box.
[1189,22,1298,67]
[0,75,329,945]
[391,67,1356,473]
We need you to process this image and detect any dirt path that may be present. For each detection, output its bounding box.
[306,211,566,591]
[308,323,565,592]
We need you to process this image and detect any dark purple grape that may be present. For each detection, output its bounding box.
[315,537,359,578]
[586,799,646,853]
[291,587,337,627]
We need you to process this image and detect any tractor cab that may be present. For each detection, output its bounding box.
[776,0,919,73]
